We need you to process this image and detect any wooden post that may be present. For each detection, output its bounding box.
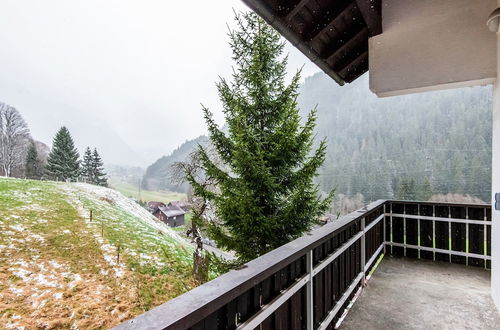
[383,203,386,254]
[306,250,313,330]
[90,209,93,222]
[361,217,366,285]
[101,221,104,237]
[117,245,121,264]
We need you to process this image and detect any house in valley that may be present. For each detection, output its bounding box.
[168,200,191,212]
[153,204,185,227]
[147,201,166,212]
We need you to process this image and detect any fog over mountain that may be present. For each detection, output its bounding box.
[0,80,141,165]
[144,72,492,203]
[0,0,319,166]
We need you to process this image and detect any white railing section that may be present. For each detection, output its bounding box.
[384,205,491,265]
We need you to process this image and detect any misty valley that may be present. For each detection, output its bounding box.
[0,3,496,330]
[0,68,492,329]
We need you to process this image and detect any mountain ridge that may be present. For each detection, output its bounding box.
[143,72,492,202]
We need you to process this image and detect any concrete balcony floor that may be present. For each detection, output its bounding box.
[341,256,500,329]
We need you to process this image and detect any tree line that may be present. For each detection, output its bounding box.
[44,126,107,185]
[0,102,107,186]
[146,51,492,211]
[297,72,492,205]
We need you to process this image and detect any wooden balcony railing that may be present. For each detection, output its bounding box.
[115,200,491,330]
[385,201,492,268]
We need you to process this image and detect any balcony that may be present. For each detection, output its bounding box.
[115,200,494,330]
[341,256,499,329]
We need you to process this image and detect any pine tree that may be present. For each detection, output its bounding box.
[395,178,417,200]
[25,142,43,179]
[418,177,433,201]
[186,12,334,262]
[46,126,80,181]
[91,148,107,186]
[81,147,93,183]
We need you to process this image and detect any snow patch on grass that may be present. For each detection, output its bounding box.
[0,178,197,329]
[10,224,25,231]
[61,182,193,271]
[74,183,183,240]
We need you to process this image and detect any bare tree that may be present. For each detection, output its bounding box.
[171,146,221,283]
[332,193,366,216]
[0,103,30,177]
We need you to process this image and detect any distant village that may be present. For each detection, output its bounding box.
[147,200,190,227]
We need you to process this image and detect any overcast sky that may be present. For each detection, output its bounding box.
[0,0,320,166]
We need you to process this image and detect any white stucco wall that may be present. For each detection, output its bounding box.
[369,0,497,97]
[368,0,500,310]
[492,1,500,310]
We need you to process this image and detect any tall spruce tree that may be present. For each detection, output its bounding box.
[91,148,107,186]
[186,12,334,261]
[25,142,43,179]
[81,147,93,183]
[46,126,80,181]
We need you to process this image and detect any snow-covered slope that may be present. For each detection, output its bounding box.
[0,178,194,329]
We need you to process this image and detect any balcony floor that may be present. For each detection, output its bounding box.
[340,256,500,329]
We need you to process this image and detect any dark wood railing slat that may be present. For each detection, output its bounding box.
[115,200,491,330]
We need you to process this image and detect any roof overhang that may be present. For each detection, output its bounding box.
[242,0,382,85]
[369,0,497,97]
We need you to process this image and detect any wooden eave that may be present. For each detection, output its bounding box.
[242,0,382,84]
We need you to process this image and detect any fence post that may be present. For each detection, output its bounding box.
[403,204,406,257]
[90,209,93,222]
[306,250,314,330]
[432,205,436,261]
[117,245,121,264]
[484,207,488,269]
[448,206,452,263]
[417,203,421,259]
[383,204,386,254]
[361,217,366,285]
[390,203,393,255]
[465,206,469,266]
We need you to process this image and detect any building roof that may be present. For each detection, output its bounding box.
[242,0,382,84]
[168,201,191,209]
[147,201,166,209]
[157,204,186,218]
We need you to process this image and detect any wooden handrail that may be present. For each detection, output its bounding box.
[115,200,385,329]
[115,200,491,330]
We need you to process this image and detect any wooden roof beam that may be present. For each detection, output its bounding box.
[344,67,367,83]
[310,2,357,43]
[332,40,368,72]
[304,0,353,41]
[285,0,310,21]
[355,0,382,36]
[340,51,368,82]
[324,25,368,61]
[330,30,369,71]
[242,0,346,85]
[320,23,366,60]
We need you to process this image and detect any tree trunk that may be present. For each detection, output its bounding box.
[188,225,208,284]
[193,247,208,284]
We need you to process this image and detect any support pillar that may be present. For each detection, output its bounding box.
[492,2,500,308]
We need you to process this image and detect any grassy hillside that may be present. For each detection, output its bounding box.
[109,178,186,203]
[0,178,195,329]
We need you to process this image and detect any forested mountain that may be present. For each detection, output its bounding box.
[300,73,491,202]
[144,72,492,203]
[142,135,209,192]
